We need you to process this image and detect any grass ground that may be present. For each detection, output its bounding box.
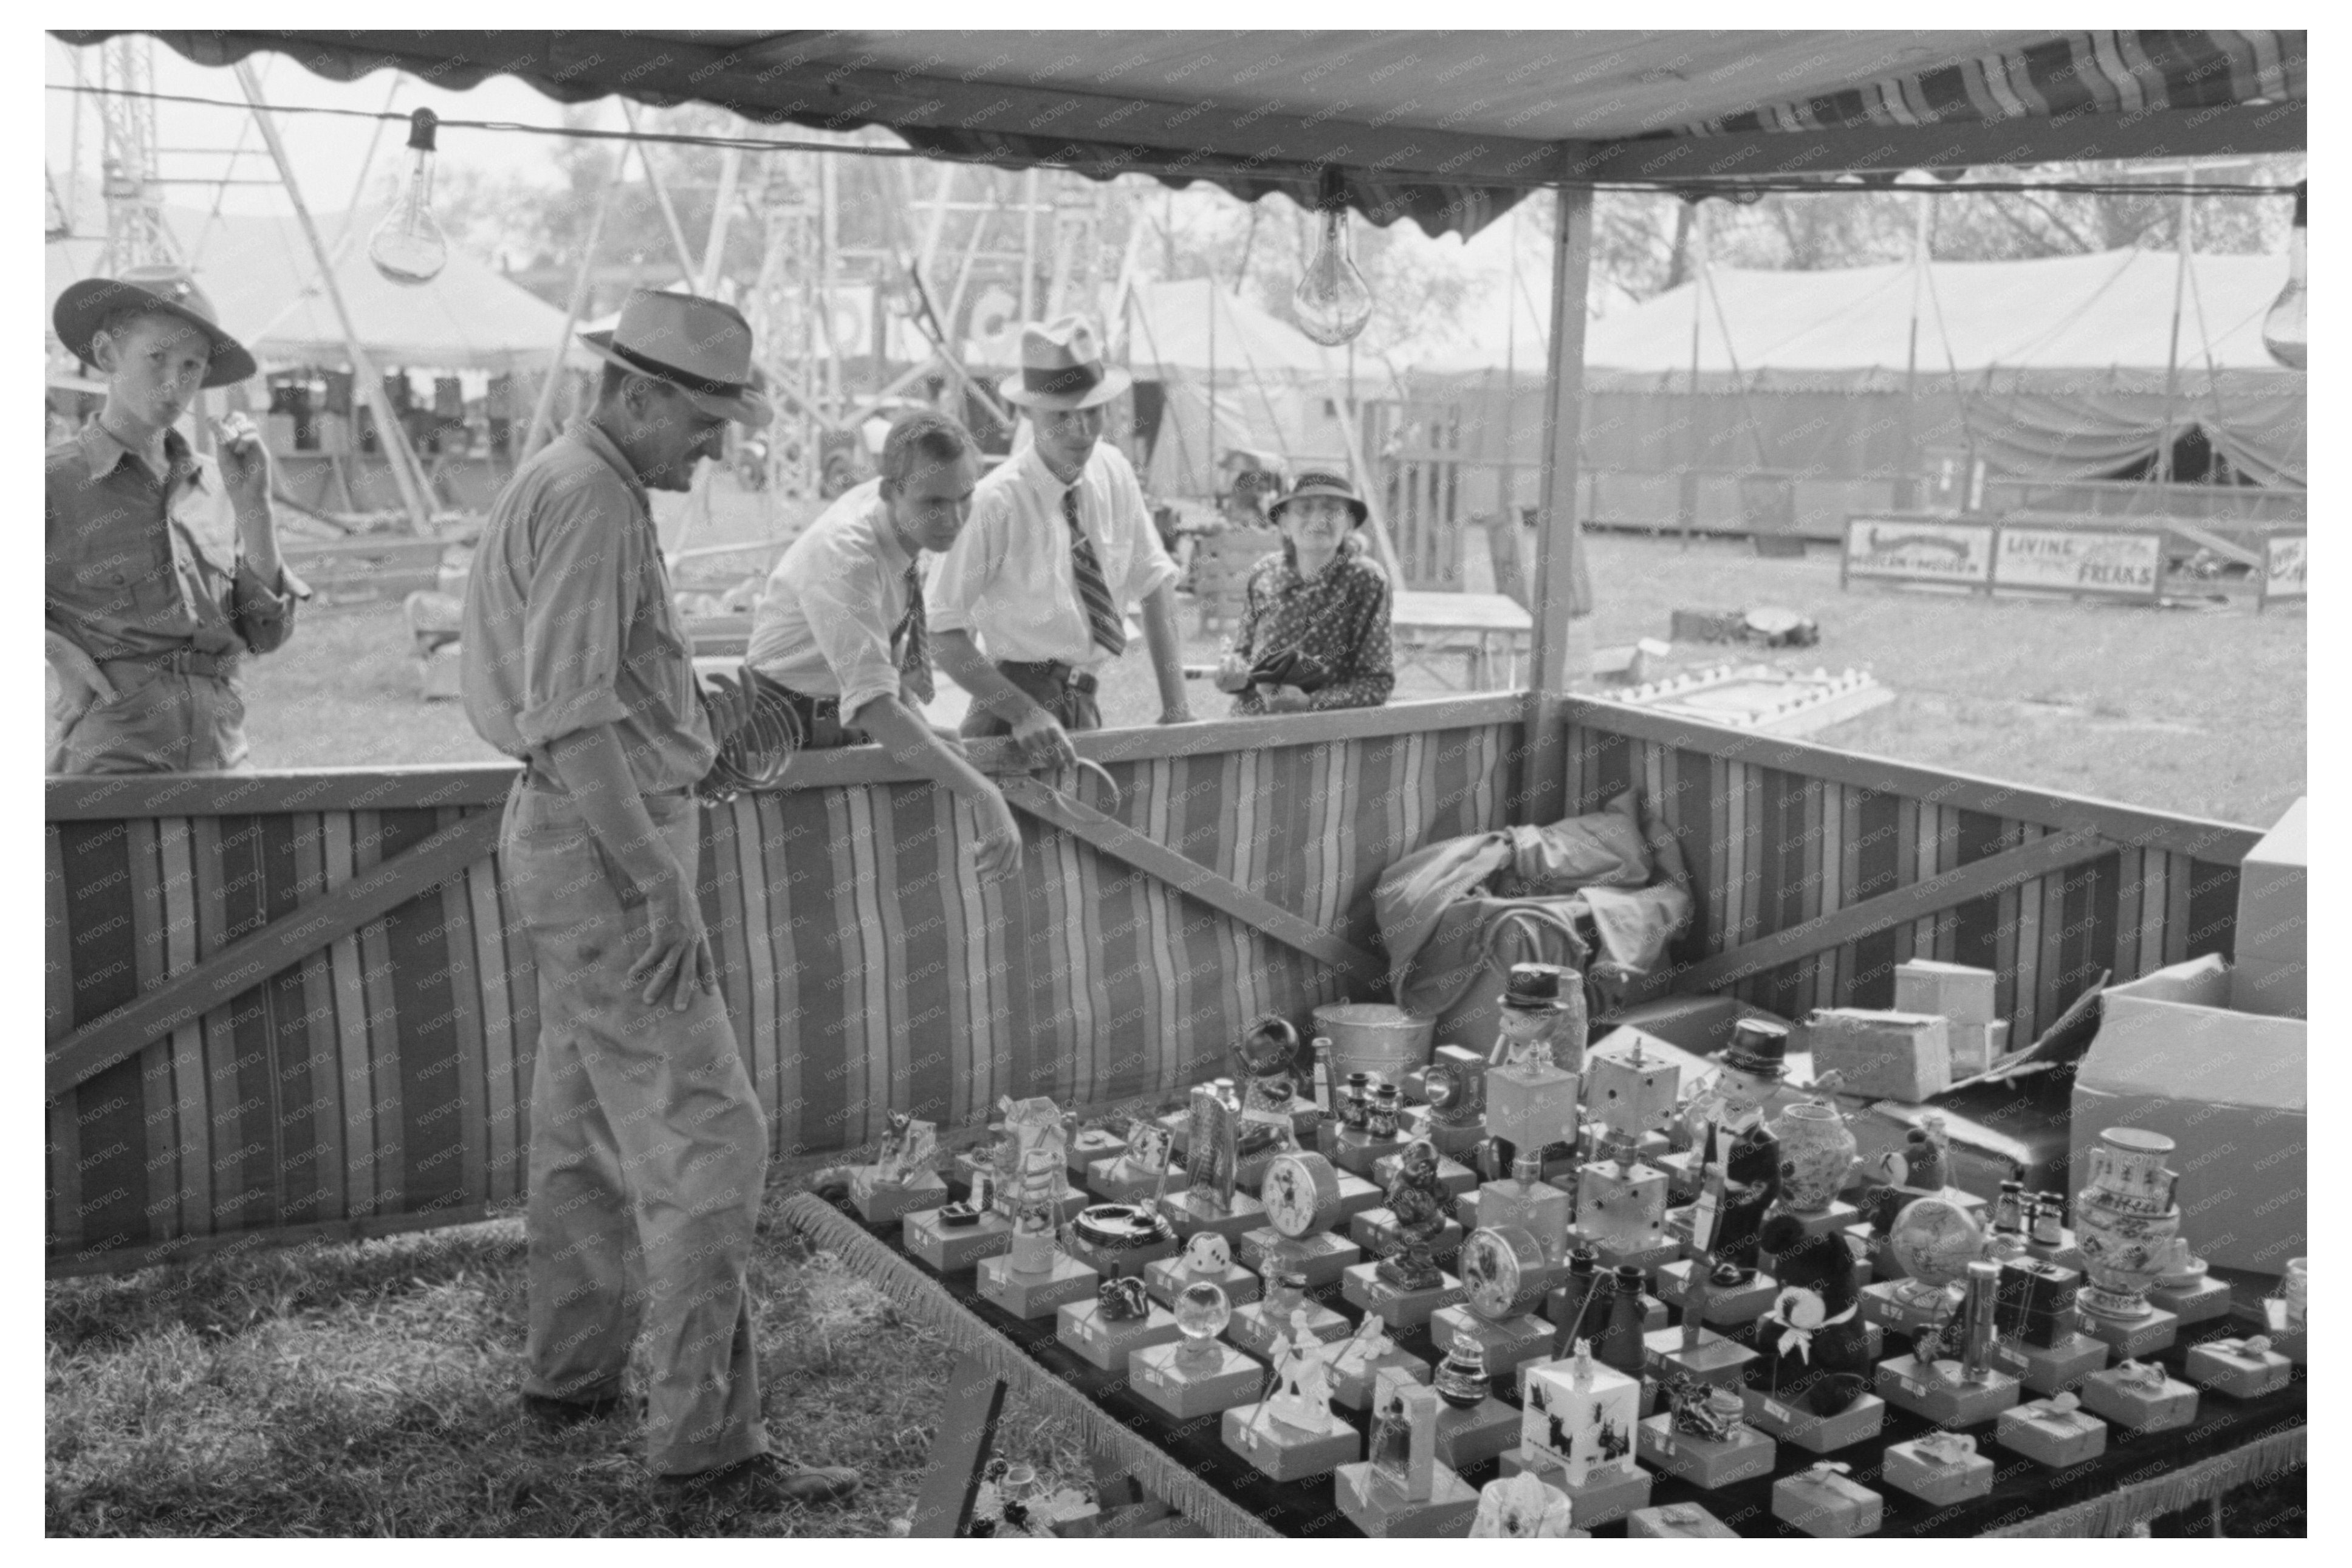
[58,507,2302,1535]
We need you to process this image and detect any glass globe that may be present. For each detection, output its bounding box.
[1174,1279,1232,1346]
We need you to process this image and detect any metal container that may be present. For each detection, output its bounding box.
[1311,1002,1436,1088]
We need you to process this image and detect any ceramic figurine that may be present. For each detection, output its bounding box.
[1488,963,1586,1075]
[1695,1021,1788,1286]
[1748,1217,1871,1416]
[1235,1014,1304,1111]
[1097,1272,1151,1322]
[1173,1280,1233,1369]
[1433,1325,1491,1409]
[1374,1138,1459,1291]
[1771,1096,1857,1215]
[1331,1312,1399,1385]
[995,1095,1067,1203]
[1182,1231,1233,1277]
[1469,1471,1578,1538]
[1261,1310,1344,1435]
[2074,1128,2184,1323]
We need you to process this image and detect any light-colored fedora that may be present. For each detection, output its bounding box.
[998,315,1133,411]
[53,265,257,388]
[580,288,772,426]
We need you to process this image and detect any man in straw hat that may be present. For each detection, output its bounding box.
[47,264,310,773]
[461,289,859,1512]
[931,313,1193,764]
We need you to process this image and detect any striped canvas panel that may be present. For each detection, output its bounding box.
[43,722,1517,1269]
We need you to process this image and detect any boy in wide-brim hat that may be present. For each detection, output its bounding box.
[46,263,308,774]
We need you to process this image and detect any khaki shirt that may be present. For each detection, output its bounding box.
[460,419,714,795]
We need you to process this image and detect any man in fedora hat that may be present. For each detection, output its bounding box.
[47,264,310,773]
[930,313,1192,762]
[1213,469,1394,717]
[461,288,859,1512]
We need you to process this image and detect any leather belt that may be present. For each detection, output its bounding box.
[518,760,691,800]
[999,659,1099,696]
[100,649,236,680]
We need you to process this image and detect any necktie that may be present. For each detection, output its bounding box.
[1063,487,1126,656]
[893,561,935,705]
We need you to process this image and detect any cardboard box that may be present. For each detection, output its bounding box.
[2230,798,2305,1012]
[1894,959,1997,1025]
[1802,1010,1951,1101]
[2071,956,2306,1275]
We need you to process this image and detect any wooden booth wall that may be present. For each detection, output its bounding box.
[1560,700,2263,1043]
[45,699,1523,1275]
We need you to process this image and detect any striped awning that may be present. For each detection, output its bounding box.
[53,30,2306,241]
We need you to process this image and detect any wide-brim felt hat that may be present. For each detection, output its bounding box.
[1269,469,1370,527]
[999,314,1132,410]
[53,265,256,388]
[580,287,772,428]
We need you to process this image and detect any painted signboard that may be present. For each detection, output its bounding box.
[1841,516,1997,590]
[1991,526,2163,601]
[2260,532,2306,611]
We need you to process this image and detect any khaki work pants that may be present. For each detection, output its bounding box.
[46,659,252,774]
[504,782,770,1476]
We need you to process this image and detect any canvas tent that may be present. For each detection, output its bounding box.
[1116,279,1351,498]
[44,205,591,376]
[1387,247,2306,533]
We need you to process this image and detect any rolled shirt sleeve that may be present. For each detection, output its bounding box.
[511,487,639,749]
[803,566,905,722]
[925,485,1006,637]
[227,558,312,656]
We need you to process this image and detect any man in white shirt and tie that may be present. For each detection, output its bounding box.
[930,315,1193,768]
[746,409,1021,877]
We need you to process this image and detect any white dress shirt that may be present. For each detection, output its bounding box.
[744,478,917,719]
[927,440,1178,671]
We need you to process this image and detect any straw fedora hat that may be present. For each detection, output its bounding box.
[998,315,1132,411]
[53,265,256,388]
[580,288,772,426]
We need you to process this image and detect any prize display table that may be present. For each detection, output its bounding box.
[786,1188,2304,1538]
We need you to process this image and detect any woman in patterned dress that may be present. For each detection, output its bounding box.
[1213,470,1395,715]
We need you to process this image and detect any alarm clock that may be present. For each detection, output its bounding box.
[1260,1150,1345,1239]
[1459,1224,1552,1321]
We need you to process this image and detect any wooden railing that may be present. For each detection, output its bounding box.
[46,689,2262,1276]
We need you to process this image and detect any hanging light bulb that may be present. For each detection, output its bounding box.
[369,108,450,286]
[2261,180,2306,370]
[1293,166,1374,346]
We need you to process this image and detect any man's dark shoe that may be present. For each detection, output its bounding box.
[523,1390,640,1429]
[659,1454,863,1510]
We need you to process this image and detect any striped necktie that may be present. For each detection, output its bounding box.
[1063,486,1126,656]
[893,561,934,705]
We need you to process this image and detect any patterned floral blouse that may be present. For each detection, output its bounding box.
[1222,536,1395,714]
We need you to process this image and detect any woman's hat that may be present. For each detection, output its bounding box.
[580,288,772,427]
[53,265,256,388]
[1500,963,1577,1012]
[1269,470,1370,527]
[999,315,1132,410]
[1720,1018,1790,1080]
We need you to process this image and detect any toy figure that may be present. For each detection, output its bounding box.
[1692,1021,1786,1286]
[1746,1217,1871,1416]
[1375,1138,1459,1291]
[1330,1312,1397,1383]
[1097,1272,1151,1322]
[1262,1310,1342,1434]
[1489,964,1584,1075]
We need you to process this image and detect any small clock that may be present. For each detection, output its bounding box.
[1459,1224,1551,1321]
[1260,1150,1344,1239]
